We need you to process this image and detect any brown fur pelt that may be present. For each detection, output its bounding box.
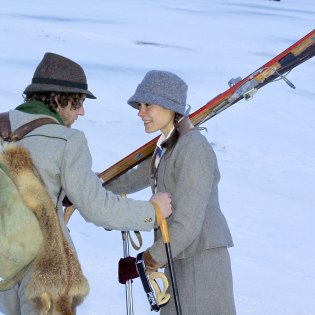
[1,144,89,314]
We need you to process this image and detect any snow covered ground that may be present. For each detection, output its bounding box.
[1,0,314,314]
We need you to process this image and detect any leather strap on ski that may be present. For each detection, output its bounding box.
[0,112,58,142]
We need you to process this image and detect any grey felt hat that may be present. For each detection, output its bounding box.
[128,70,188,115]
[24,52,96,99]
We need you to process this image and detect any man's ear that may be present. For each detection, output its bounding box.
[54,95,61,112]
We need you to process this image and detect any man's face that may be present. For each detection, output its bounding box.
[57,96,85,127]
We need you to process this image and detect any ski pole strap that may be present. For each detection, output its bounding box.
[129,231,142,251]
[120,193,143,251]
[149,272,171,307]
[135,252,170,312]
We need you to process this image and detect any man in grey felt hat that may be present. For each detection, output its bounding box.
[0,53,172,314]
[24,52,96,100]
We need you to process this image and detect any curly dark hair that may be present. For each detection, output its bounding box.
[24,92,84,113]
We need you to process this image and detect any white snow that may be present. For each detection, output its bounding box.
[1,0,314,314]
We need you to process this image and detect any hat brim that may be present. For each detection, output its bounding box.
[23,83,96,99]
[127,93,185,115]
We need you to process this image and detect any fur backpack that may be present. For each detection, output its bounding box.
[0,112,89,314]
[0,150,43,290]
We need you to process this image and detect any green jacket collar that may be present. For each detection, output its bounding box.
[15,101,65,125]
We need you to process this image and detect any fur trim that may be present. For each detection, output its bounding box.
[1,144,89,314]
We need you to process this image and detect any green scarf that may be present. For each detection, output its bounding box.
[15,101,65,125]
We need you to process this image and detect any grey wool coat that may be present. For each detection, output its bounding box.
[105,119,236,315]
[0,109,157,315]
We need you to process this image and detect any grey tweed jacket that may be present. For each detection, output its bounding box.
[0,109,160,314]
[6,110,156,242]
[105,119,233,267]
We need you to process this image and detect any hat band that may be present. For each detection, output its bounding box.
[32,77,88,90]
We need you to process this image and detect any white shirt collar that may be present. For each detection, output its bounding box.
[156,127,174,148]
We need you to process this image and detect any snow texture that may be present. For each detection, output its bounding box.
[0,0,314,314]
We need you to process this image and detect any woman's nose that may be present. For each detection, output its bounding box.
[138,104,146,117]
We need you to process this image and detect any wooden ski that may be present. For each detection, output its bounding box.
[64,29,315,222]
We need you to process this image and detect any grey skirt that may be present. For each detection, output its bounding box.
[161,247,236,315]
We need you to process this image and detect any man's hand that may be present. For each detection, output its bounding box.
[150,192,172,220]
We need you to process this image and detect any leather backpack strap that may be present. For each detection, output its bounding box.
[0,112,12,140]
[10,117,58,141]
[0,112,59,142]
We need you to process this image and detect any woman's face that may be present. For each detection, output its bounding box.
[138,103,175,136]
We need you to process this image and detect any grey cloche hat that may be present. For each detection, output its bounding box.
[128,70,188,115]
[24,52,96,99]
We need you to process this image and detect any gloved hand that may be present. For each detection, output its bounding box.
[62,195,73,207]
[118,256,138,284]
[143,250,161,275]
[118,251,162,284]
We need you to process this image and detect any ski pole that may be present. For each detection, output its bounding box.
[122,231,134,315]
[120,193,134,315]
[160,218,182,315]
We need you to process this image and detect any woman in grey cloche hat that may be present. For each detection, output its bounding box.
[104,70,237,315]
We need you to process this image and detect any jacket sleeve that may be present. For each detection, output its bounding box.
[149,133,217,264]
[60,131,156,231]
[103,158,151,195]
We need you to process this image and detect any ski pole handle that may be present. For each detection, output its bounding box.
[160,218,170,244]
